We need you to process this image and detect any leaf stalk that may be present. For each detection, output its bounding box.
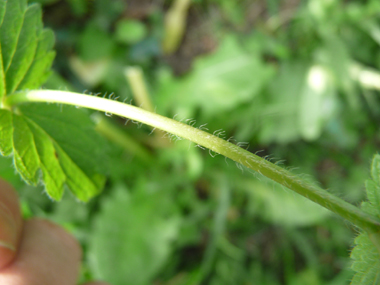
[5,89,380,233]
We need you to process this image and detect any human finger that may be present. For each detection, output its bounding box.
[0,219,82,285]
[0,179,22,269]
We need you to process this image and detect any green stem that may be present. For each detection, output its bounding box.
[124,66,171,147]
[5,90,380,233]
[162,0,191,54]
[124,66,154,112]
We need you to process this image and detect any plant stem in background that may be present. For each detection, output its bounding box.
[5,90,380,234]
[124,66,154,112]
[162,0,192,54]
[124,66,171,147]
[351,62,380,91]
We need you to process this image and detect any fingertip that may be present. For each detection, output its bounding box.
[0,218,83,285]
[0,246,15,269]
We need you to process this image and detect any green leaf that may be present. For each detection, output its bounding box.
[317,36,358,109]
[5,4,39,94]
[371,154,380,185]
[259,61,308,144]
[351,233,380,284]
[259,61,337,144]
[191,36,274,116]
[0,1,6,26]
[0,104,109,201]
[12,114,40,185]
[157,36,274,118]
[16,104,110,201]
[0,0,55,99]
[0,0,27,74]
[351,154,380,284]
[246,178,329,227]
[114,19,147,44]
[78,21,114,61]
[0,109,12,156]
[298,65,336,141]
[89,184,179,285]
[17,28,55,90]
[0,2,106,201]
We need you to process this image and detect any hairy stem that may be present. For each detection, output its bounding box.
[5,90,380,233]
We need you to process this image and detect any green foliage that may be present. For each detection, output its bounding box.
[0,1,108,201]
[351,154,380,284]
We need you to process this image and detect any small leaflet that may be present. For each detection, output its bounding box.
[350,154,380,284]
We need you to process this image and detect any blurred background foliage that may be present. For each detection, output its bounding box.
[1,0,380,284]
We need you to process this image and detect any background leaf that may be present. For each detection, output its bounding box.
[298,65,336,141]
[157,36,274,119]
[88,184,180,285]
[245,178,330,227]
